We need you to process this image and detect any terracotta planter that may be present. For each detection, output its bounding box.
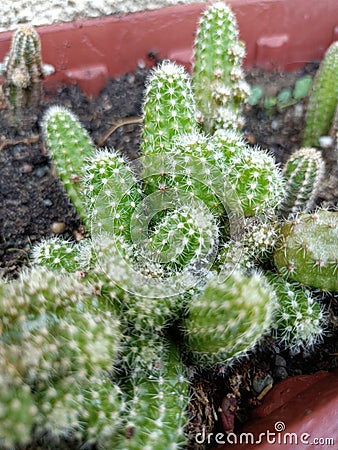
[0,0,337,97]
[212,370,338,450]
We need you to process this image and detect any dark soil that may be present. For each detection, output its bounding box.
[0,62,338,450]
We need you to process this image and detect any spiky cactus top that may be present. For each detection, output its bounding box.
[42,105,95,221]
[2,24,44,124]
[193,2,250,134]
[140,60,197,155]
[302,41,338,148]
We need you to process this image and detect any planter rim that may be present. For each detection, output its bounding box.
[0,0,337,97]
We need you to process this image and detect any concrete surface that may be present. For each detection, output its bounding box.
[0,0,210,32]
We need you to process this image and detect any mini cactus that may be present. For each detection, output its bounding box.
[193,2,250,134]
[267,273,326,352]
[42,105,95,221]
[84,149,143,242]
[274,209,338,291]
[278,147,326,217]
[224,146,284,216]
[182,270,276,365]
[140,60,198,155]
[31,236,92,272]
[2,24,44,125]
[302,41,338,148]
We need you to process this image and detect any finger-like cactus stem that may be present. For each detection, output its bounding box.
[279,147,325,217]
[193,2,250,134]
[302,41,338,148]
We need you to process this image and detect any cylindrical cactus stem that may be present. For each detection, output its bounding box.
[83,149,143,242]
[145,202,219,272]
[182,270,276,365]
[2,24,44,125]
[274,209,338,291]
[140,60,198,155]
[302,41,338,148]
[42,105,95,222]
[193,2,250,134]
[278,147,326,217]
[267,273,326,352]
[116,342,189,450]
[224,146,285,216]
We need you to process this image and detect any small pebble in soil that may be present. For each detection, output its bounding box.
[274,366,289,380]
[34,165,50,178]
[275,355,287,367]
[20,163,33,174]
[319,135,334,149]
[253,373,274,394]
[51,222,66,234]
[43,199,53,207]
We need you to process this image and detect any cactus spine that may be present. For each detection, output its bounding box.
[193,2,250,134]
[278,147,325,217]
[302,41,338,147]
[2,24,44,125]
[274,210,338,291]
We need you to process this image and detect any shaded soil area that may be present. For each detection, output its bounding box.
[0,62,338,449]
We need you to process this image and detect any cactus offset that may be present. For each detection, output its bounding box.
[182,270,276,365]
[84,149,143,242]
[117,342,188,450]
[141,60,198,155]
[193,2,250,134]
[279,147,325,217]
[274,210,338,291]
[224,146,284,216]
[42,105,95,221]
[302,41,338,147]
[2,24,44,125]
[267,273,326,352]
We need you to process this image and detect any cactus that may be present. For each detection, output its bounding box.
[274,209,338,291]
[84,149,143,242]
[267,273,326,352]
[30,236,92,272]
[140,60,198,156]
[35,374,126,448]
[302,41,338,147]
[182,270,276,365]
[0,373,38,448]
[278,147,325,217]
[2,24,44,125]
[42,105,96,221]
[224,146,284,216]
[192,2,250,134]
[116,342,188,450]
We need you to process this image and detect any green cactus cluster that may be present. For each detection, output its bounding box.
[1,2,337,448]
[2,24,44,126]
